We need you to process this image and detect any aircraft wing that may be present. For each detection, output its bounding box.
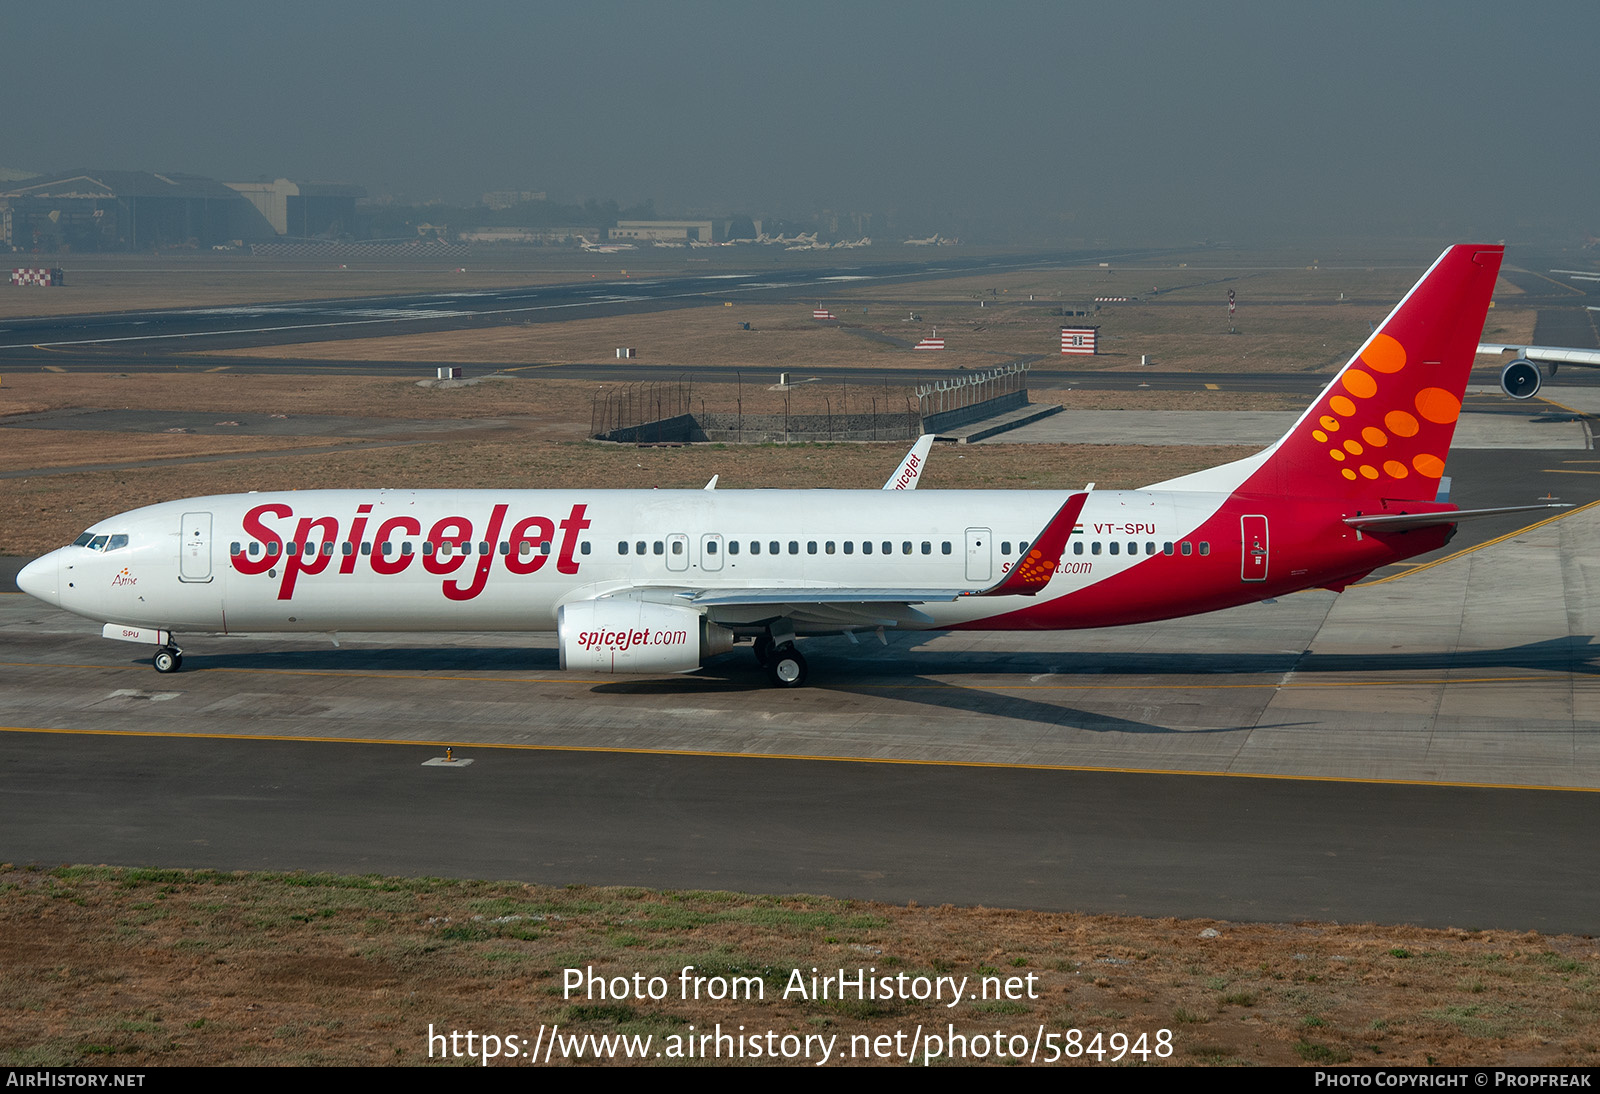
[677,492,1091,620]
[883,434,935,490]
[1478,343,1600,367]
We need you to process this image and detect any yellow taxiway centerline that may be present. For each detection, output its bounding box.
[2,723,1595,794]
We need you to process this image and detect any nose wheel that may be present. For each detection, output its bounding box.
[153,646,184,673]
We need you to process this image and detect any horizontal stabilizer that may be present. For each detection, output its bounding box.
[1344,503,1568,533]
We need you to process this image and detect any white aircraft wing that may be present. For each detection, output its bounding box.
[642,493,1091,629]
[1476,343,1600,398]
[1478,343,1600,367]
[883,434,935,490]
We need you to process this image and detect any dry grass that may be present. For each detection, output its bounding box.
[0,430,357,474]
[2,866,1595,1067]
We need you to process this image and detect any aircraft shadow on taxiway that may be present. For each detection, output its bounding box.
[147,633,1597,735]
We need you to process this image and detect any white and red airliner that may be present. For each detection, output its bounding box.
[18,245,1552,686]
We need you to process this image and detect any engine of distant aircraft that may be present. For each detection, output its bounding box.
[1499,358,1542,400]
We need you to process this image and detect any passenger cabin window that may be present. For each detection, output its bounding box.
[1073,542,1084,555]
[618,541,629,555]
[1199,542,1211,556]
[653,541,664,556]
[1181,542,1193,556]
[729,541,739,555]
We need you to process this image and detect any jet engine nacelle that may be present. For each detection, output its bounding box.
[557,599,733,674]
[1500,358,1542,400]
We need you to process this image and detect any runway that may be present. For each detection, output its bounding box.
[0,247,1148,356]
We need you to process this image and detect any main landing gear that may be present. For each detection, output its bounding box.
[152,645,184,673]
[752,635,807,688]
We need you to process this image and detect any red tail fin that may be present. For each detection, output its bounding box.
[1241,245,1503,501]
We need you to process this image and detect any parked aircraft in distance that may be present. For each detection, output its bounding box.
[580,238,636,253]
[19,245,1560,687]
[1476,341,1600,399]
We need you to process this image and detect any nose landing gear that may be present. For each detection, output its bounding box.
[153,645,184,673]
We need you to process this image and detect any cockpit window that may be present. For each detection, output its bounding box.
[75,533,130,552]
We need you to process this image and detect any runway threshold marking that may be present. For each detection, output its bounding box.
[2,722,1595,794]
[1356,499,1600,587]
[0,659,1591,692]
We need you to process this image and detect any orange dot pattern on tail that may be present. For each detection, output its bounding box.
[1303,330,1451,490]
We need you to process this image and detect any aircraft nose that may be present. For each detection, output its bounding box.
[16,553,60,606]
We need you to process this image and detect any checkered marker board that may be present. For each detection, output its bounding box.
[913,337,945,350]
[811,309,836,320]
[10,268,64,286]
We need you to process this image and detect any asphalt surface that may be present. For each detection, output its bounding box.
[4,732,1595,933]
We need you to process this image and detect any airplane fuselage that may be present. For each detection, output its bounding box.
[27,486,1441,638]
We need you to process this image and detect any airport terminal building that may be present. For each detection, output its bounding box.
[1,171,362,251]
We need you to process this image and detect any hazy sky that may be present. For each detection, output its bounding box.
[7,1,1596,242]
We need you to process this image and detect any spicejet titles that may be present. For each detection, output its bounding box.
[231,501,592,601]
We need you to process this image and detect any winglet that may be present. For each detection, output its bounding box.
[883,434,934,490]
[969,492,1090,597]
